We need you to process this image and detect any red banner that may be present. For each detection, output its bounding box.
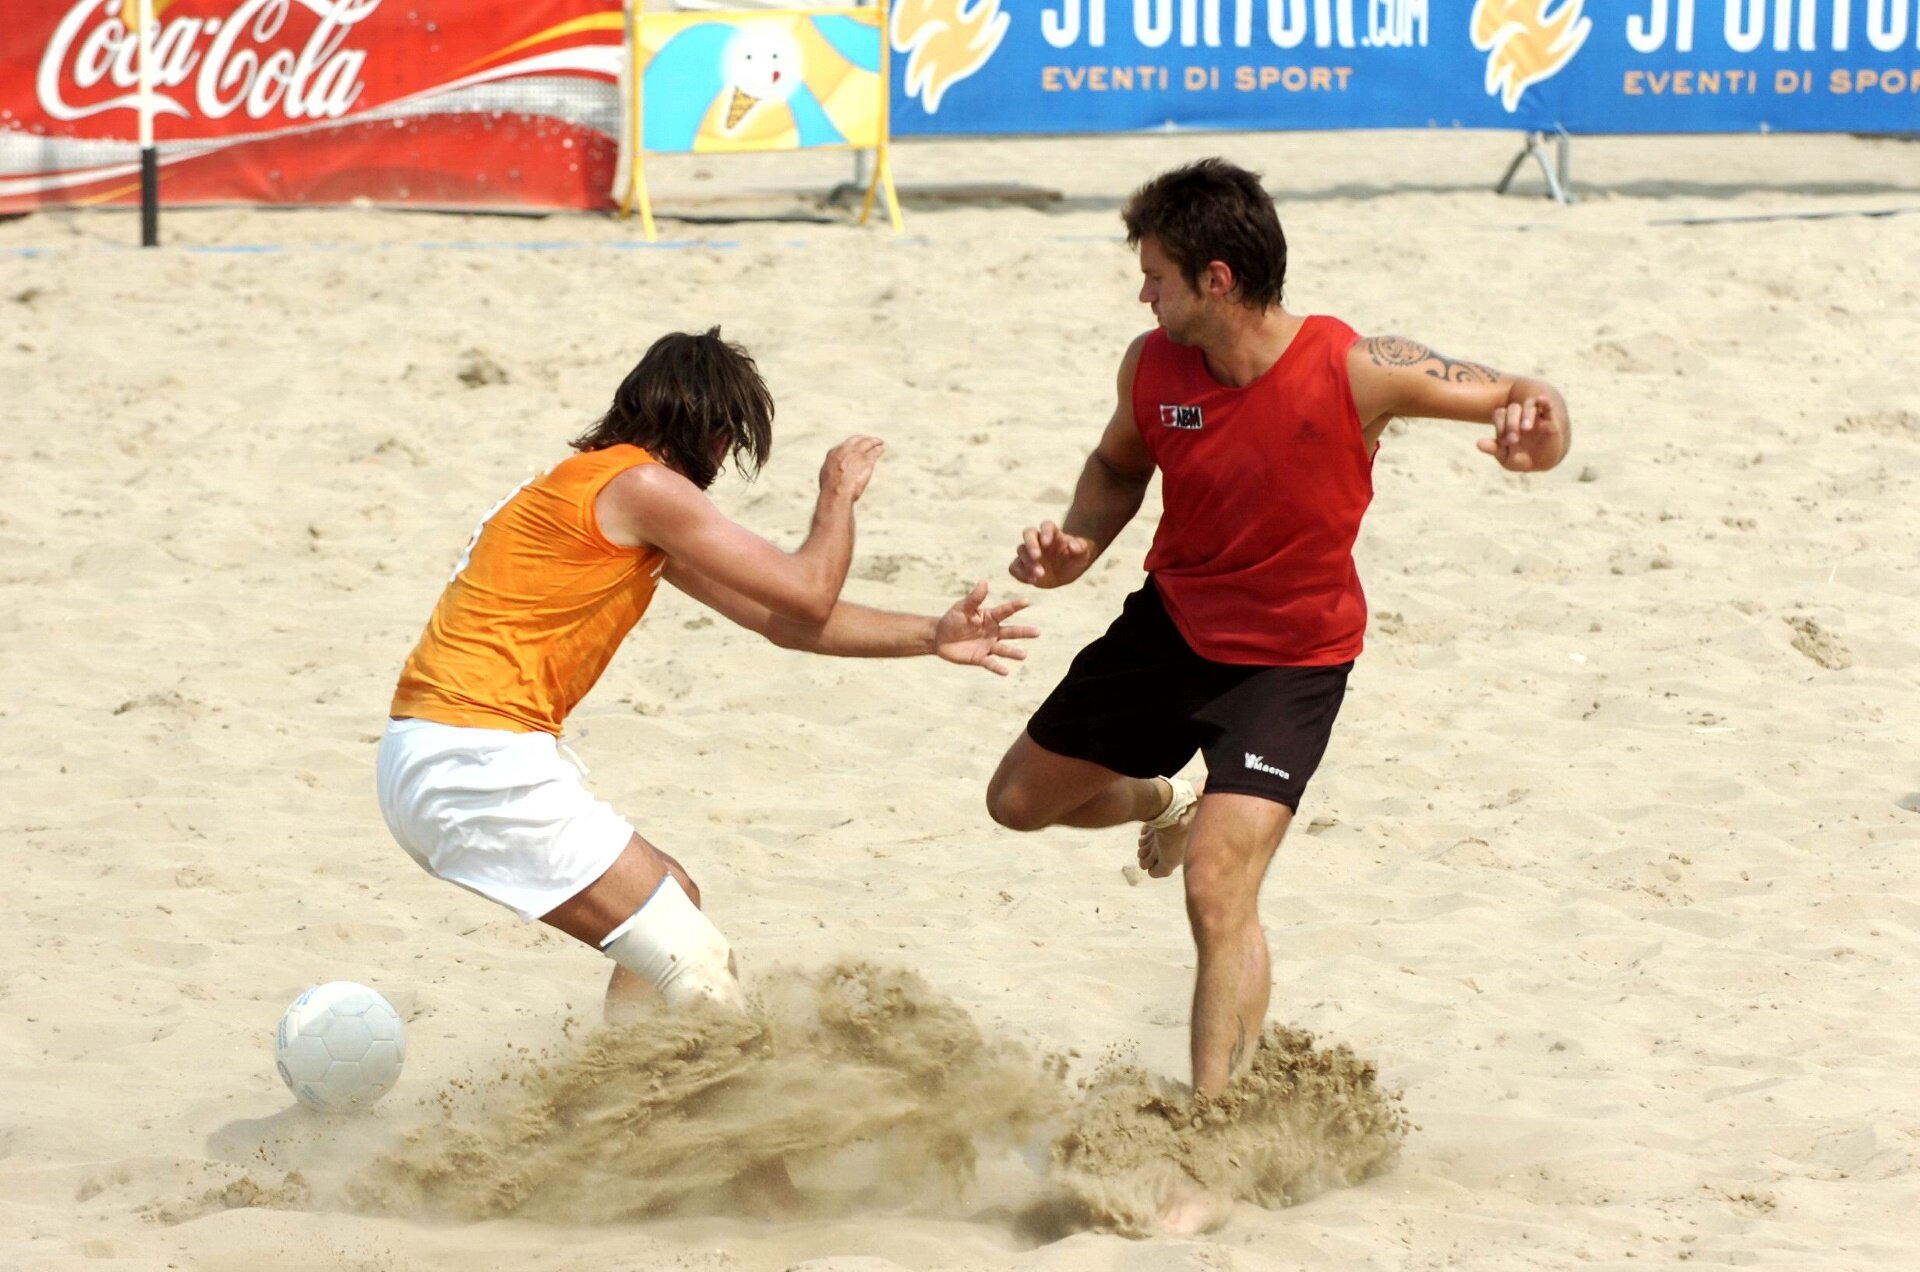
[0,0,625,212]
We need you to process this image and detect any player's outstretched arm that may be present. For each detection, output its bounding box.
[1010,336,1157,589]
[1348,336,1571,473]
[667,566,1038,675]
[599,436,883,624]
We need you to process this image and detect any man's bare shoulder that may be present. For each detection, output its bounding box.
[605,457,696,501]
[1116,330,1155,386]
[599,458,703,546]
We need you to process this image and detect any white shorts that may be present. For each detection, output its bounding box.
[376,718,635,922]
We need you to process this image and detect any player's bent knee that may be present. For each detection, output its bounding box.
[985,781,1050,833]
[600,877,746,1011]
[1182,865,1256,939]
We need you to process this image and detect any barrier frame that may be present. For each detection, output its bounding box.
[617,0,901,240]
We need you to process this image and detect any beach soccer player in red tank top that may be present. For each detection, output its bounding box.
[984,158,1572,1163]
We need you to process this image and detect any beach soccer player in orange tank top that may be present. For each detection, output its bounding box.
[379,329,1035,1016]
[983,161,1571,1226]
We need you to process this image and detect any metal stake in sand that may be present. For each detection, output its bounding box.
[135,0,159,247]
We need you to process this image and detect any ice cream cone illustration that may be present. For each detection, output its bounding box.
[719,24,801,132]
[725,87,758,129]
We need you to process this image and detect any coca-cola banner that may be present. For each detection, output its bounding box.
[1,0,625,212]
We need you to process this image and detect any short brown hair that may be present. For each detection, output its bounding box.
[572,328,773,490]
[1122,158,1287,309]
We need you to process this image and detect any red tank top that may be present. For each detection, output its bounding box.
[1132,316,1374,666]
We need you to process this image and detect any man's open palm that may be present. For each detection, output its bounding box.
[935,581,1038,675]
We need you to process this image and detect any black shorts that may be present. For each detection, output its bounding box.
[1026,581,1350,810]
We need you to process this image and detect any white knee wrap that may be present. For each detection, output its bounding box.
[600,877,745,1011]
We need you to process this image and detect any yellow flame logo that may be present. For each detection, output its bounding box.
[1471,0,1591,113]
[890,0,1008,114]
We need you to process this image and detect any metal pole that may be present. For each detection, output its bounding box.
[1494,131,1574,206]
[853,0,875,189]
[137,0,158,246]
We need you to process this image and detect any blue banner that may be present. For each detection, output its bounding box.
[886,1,1920,137]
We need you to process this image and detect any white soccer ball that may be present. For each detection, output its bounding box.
[274,981,406,1113]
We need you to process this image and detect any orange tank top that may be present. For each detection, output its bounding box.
[390,444,666,734]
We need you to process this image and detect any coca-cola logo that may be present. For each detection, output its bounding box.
[37,0,378,124]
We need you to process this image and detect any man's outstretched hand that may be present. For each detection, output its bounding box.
[1009,521,1095,589]
[935,580,1038,676]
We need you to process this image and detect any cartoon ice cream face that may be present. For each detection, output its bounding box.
[720,24,802,129]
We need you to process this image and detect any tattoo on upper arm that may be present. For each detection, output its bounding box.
[1364,336,1502,385]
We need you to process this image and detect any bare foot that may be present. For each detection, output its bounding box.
[1154,1173,1232,1234]
[1137,776,1203,878]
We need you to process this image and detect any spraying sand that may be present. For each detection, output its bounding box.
[327,963,1405,1235]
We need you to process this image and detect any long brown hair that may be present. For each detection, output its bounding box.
[572,328,774,489]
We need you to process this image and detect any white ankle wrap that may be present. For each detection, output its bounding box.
[1144,775,1197,830]
[600,877,745,1011]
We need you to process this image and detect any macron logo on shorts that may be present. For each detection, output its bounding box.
[1159,404,1204,431]
[1244,753,1291,779]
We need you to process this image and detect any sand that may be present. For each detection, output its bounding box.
[2,129,1918,1270]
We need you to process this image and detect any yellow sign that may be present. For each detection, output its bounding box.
[621,3,901,239]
